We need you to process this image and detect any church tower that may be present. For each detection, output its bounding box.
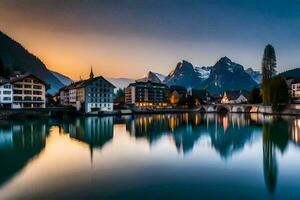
[89,65,94,79]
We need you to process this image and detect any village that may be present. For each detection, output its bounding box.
[1,64,300,116]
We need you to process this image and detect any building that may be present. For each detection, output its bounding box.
[0,78,12,108]
[125,81,170,108]
[169,85,187,106]
[221,90,249,104]
[290,79,300,103]
[59,67,115,113]
[10,74,47,108]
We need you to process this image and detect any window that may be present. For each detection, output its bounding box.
[24,90,32,94]
[24,79,32,83]
[33,85,42,89]
[33,80,40,84]
[3,97,11,101]
[13,96,22,101]
[4,85,11,89]
[3,91,11,95]
[33,91,42,95]
[14,84,22,88]
[24,96,31,100]
[24,84,32,88]
[13,90,22,94]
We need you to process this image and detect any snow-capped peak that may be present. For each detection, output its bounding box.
[194,66,211,80]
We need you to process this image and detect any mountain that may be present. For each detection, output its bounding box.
[50,70,73,86]
[194,66,211,81]
[279,68,300,79]
[164,60,201,88]
[197,57,258,95]
[107,78,135,91]
[0,31,64,94]
[136,71,166,83]
[245,68,262,83]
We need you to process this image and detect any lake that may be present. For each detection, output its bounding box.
[0,113,300,199]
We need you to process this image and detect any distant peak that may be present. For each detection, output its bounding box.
[219,56,232,63]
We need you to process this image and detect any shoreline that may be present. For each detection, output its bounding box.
[1,106,300,120]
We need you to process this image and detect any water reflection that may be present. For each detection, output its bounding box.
[0,113,300,198]
[0,120,49,187]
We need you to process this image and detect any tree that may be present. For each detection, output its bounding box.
[262,44,277,80]
[269,76,288,111]
[248,86,262,104]
[262,44,277,104]
[114,88,125,104]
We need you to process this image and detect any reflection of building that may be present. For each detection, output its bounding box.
[125,81,170,108]
[59,67,115,113]
[0,121,48,187]
[290,118,300,145]
[221,90,249,104]
[63,117,114,149]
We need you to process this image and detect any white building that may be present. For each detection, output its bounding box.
[59,67,115,113]
[221,91,249,104]
[291,79,300,103]
[0,81,13,108]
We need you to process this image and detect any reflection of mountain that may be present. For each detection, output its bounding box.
[60,117,114,150]
[125,113,258,156]
[0,121,48,187]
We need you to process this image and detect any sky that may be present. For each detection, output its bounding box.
[0,0,300,80]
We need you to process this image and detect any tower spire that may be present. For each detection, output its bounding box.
[90,65,94,79]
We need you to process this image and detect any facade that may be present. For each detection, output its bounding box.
[169,85,187,106]
[59,69,115,113]
[84,76,115,113]
[0,81,13,108]
[221,91,249,104]
[291,79,300,103]
[125,81,170,107]
[10,74,47,108]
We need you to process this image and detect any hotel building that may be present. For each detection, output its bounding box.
[125,81,170,107]
[10,74,47,108]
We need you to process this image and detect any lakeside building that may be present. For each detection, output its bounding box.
[290,79,300,103]
[221,90,249,104]
[0,74,47,108]
[169,85,187,106]
[125,81,170,108]
[0,78,12,108]
[59,68,115,113]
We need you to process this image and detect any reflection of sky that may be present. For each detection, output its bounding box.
[1,115,300,199]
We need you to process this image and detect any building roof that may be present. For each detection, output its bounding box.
[170,85,187,94]
[224,90,249,100]
[59,76,116,92]
[128,80,168,88]
[0,74,48,87]
[9,74,48,85]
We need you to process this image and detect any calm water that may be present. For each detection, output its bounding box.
[0,113,300,199]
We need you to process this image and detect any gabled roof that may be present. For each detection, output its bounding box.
[224,90,249,100]
[9,73,48,86]
[60,76,116,92]
[83,76,116,88]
